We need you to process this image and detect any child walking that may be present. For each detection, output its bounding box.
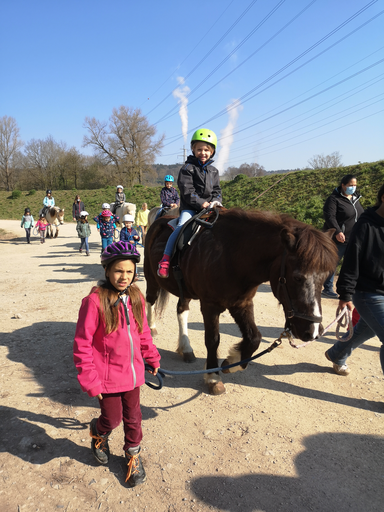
[76,211,91,255]
[136,203,149,246]
[93,209,116,252]
[73,242,161,487]
[21,208,34,244]
[120,214,140,244]
[35,214,49,244]
[157,128,222,278]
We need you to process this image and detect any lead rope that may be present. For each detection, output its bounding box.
[289,306,353,349]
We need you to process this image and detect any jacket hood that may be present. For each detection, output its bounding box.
[186,155,214,167]
[360,206,384,227]
[334,186,361,201]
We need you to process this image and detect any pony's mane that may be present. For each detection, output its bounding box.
[220,208,338,273]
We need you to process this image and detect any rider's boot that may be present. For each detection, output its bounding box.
[157,254,170,278]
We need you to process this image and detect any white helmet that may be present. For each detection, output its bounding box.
[116,185,124,190]
[102,202,110,209]
[80,211,89,217]
[123,214,134,223]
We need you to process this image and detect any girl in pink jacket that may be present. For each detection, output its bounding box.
[73,241,160,487]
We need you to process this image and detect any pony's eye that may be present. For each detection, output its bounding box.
[293,275,304,283]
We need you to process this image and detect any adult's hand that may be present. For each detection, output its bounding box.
[337,299,353,316]
[335,232,345,243]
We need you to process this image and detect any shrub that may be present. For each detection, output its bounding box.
[11,190,22,199]
[28,189,36,195]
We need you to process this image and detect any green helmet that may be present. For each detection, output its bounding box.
[191,128,217,155]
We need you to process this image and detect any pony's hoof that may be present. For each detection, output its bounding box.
[150,328,158,337]
[221,358,230,373]
[183,351,196,363]
[208,381,226,395]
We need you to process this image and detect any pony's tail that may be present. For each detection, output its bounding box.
[155,287,169,317]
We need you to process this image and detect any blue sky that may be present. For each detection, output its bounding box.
[1,0,383,173]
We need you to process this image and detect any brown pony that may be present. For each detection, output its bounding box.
[144,208,337,395]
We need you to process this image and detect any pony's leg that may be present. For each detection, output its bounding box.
[146,302,158,337]
[200,302,225,395]
[222,301,262,374]
[54,225,59,238]
[176,298,195,363]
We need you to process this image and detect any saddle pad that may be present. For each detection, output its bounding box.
[167,218,178,231]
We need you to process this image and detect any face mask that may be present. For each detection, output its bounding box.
[345,186,356,195]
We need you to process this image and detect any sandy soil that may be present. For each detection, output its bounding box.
[0,219,383,512]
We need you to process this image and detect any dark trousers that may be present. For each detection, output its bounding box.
[25,228,31,243]
[97,387,142,451]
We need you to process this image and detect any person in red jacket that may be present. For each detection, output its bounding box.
[73,242,160,487]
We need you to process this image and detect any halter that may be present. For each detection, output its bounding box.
[277,249,323,324]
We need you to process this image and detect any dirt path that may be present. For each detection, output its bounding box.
[0,219,383,512]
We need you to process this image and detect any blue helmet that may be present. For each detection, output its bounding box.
[164,175,174,182]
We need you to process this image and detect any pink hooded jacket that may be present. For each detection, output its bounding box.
[73,290,160,397]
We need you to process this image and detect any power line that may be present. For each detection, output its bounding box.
[144,0,258,117]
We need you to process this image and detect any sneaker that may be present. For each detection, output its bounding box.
[321,290,338,299]
[157,255,170,278]
[86,251,90,256]
[89,418,110,464]
[125,447,147,487]
[79,248,82,253]
[325,351,350,376]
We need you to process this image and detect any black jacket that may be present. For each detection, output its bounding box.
[323,187,363,244]
[177,155,222,212]
[337,207,384,302]
[72,201,85,219]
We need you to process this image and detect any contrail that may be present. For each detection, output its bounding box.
[172,77,190,144]
[216,99,243,173]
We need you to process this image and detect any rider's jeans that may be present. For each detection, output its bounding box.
[326,290,384,373]
[164,209,195,257]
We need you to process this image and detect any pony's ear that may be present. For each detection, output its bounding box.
[323,228,335,239]
[280,227,297,252]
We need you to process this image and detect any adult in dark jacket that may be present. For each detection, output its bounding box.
[72,195,85,221]
[325,183,384,376]
[322,174,363,298]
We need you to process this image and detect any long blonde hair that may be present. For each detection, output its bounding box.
[91,280,144,335]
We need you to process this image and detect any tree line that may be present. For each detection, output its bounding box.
[0,108,343,192]
[0,108,165,192]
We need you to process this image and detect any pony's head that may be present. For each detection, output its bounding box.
[271,219,338,341]
[49,206,65,224]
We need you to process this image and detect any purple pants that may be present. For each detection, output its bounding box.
[96,387,142,451]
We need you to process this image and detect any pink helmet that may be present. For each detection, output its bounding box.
[102,210,112,217]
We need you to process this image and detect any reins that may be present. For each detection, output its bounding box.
[145,307,353,390]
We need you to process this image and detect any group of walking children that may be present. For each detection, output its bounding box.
[73,127,222,488]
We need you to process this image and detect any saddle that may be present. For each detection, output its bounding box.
[165,207,221,299]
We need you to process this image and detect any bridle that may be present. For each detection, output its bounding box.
[277,249,323,324]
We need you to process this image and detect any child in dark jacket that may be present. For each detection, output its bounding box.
[112,185,126,213]
[120,215,140,244]
[73,242,160,487]
[93,210,115,251]
[157,128,222,278]
[160,175,180,208]
[76,211,91,255]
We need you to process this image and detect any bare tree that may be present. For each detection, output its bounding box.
[24,136,66,190]
[0,116,24,191]
[83,106,164,186]
[307,151,343,170]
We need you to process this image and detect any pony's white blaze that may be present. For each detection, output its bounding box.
[306,275,322,339]
[177,310,193,354]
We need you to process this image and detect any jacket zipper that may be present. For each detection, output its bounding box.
[122,300,136,388]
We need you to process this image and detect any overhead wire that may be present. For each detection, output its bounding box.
[144,0,258,117]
